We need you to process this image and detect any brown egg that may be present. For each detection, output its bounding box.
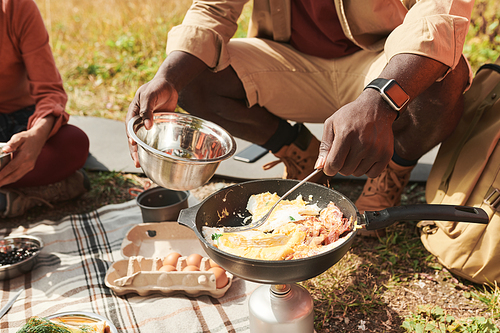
[183,265,200,272]
[159,265,177,272]
[163,252,182,267]
[186,253,203,267]
[209,267,229,289]
[209,259,221,268]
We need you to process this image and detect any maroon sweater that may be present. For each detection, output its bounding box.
[290,0,361,59]
[0,0,68,137]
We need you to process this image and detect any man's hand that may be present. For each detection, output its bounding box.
[125,51,208,168]
[126,78,178,168]
[316,88,397,178]
[315,53,454,178]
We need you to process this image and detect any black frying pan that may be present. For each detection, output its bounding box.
[177,179,488,284]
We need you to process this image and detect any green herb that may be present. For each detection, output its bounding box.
[211,233,223,241]
[289,216,296,221]
[16,316,99,333]
[16,317,72,333]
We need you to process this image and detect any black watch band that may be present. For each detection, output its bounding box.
[364,78,410,117]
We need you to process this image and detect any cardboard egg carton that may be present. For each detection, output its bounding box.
[105,222,233,298]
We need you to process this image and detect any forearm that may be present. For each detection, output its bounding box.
[156,51,208,93]
[28,115,56,143]
[377,54,449,102]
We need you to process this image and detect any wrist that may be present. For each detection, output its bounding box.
[362,88,399,122]
[364,78,409,119]
[30,115,55,139]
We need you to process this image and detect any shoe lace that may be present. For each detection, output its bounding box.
[263,156,301,178]
[364,166,404,197]
[25,195,54,209]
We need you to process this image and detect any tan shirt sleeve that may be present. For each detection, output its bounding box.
[384,0,473,72]
[14,0,69,137]
[166,0,249,72]
[166,0,473,77]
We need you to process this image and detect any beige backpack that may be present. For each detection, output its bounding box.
[419,58,500,285]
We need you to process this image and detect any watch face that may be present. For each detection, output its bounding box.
[384,81,409,109]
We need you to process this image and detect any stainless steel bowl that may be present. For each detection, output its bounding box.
[130,186,190,222]
[0,143,12,171]
[128,112,237,190]
[0,235,43,280]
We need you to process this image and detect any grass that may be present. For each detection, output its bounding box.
[33,0,500,331]
[36,0,500,121]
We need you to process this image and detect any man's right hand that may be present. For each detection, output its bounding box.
[126,78,178,168]
[125,51,208,168]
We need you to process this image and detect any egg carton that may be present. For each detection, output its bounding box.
[105,222,233,298]
[105,255,233,298]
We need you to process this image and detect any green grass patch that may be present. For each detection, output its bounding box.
[402,305,499,333]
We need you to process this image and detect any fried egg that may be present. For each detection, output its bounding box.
[203,192,325,260]
[246,192,320,232]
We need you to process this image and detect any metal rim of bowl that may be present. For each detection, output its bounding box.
[136,187,189,210]
[127,113,237,164]
[0,235,43,273]
[0,142,10,158]
[46,311,118,333]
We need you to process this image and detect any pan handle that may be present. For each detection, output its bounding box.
[363,204,489,230]
[177,203,202,230]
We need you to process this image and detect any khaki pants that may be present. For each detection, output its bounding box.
[228,38,388,123]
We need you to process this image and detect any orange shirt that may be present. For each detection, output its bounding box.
[0,0,68,137]
[290,0,360,59]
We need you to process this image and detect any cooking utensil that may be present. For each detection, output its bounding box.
[0,289,23,319]
[177,179,488,284]
[0,235,43,281]
[127,112,237,191]
[129,186,189,222]
[223,169,322,232]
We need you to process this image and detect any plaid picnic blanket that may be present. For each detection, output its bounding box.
[0,200,261,332]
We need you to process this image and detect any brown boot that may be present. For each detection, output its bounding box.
[355,160,415,237]
[263,125,327,184]
[1,170,90,218]
[0,189,53,218]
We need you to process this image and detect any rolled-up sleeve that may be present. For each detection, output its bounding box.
[166,0,249,72]
[385,0,473,71]
[17,0,68,138]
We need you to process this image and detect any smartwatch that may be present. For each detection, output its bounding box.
[364,78,410,118]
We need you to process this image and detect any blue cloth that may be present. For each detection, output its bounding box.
[0,192,5,211]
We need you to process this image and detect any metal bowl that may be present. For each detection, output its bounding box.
[128,112,237,190]
[0,235,43,280]
[46,311,118,333]
[0,143,12,171]
[131,186,190,222]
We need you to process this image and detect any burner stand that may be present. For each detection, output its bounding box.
[248,283,314,333]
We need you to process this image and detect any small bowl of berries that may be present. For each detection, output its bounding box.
[0,235,43,280]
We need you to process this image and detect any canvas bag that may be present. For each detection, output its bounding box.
[419,58,500,285]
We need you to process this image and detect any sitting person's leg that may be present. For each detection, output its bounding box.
[0,124,90,217]
[178,38,381,183]
[177,37,470,223]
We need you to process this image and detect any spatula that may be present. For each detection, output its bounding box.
[223,168,323,233]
